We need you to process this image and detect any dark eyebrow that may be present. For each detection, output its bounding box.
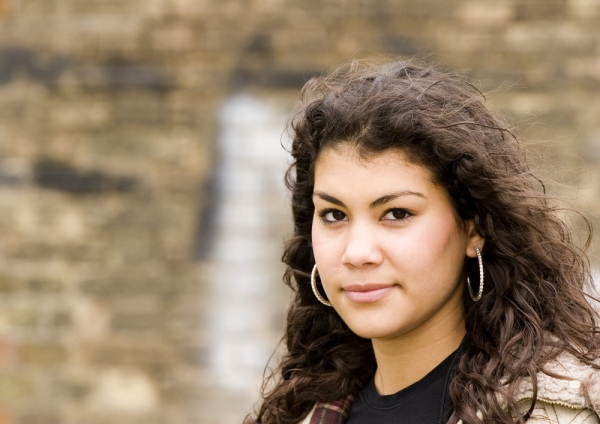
[369,191,425,208]
[313,190,425,209]
[313,191,346,207]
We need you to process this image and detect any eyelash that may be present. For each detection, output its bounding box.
[317,208,414,225]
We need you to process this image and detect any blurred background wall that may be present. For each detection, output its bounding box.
[0,0,599,423]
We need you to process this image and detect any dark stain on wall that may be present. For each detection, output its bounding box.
[0,48,71,85]
[79,64,173,92]
[0,48,173,91]
[381,35,433,56]
[33,159,138,194]
[231,67,323,89]
[192,169,220,261]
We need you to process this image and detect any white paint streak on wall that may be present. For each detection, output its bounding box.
[205,94,291,392]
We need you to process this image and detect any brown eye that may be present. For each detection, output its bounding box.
[332,210,346,221]
[392,210,407,219]
[383,209,412,221]
[320,209,348,223]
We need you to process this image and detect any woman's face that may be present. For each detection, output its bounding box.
[311,145,483,342]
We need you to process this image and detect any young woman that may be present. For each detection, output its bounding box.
[247,59,600,423]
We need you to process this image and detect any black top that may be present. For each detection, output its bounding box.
[346,346,462,424]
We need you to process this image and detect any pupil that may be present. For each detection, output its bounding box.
[393,210,404,219]
[333,211,345,220]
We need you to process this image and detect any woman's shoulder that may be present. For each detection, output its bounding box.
[297,395,355,424]
[522,402,599,423]
[455,350,600,423]
[516,350,600,407]
[514,349,600,422]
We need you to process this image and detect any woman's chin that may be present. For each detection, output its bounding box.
[344,321,405,341]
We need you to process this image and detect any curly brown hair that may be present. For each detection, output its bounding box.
[247,59,599,424]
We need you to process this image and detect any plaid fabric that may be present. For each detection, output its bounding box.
[309,394,355,424]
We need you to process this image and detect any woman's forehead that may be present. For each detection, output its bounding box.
[315,144,438,184]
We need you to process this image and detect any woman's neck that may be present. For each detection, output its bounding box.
[372,314,465,395]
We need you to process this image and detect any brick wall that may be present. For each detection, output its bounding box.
[0,1,598,423]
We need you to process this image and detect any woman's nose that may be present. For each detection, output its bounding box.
[341,222,383,268]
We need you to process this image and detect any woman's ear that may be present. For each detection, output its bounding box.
[464,220,485,258]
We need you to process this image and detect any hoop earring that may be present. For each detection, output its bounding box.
[311,264,332,307]
[467,246,484,302]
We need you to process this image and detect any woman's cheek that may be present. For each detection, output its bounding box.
[312,233,341,281]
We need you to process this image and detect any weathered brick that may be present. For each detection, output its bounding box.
[150,25,194,52]
[19,0,60,15]
[162,0,213,17]
[86,368,159,415]
[568,0,600,18]
[18,411,60,424]
[0,375,35,401]
[86,343,176,371]
[2,241,101,261]
[0,409,11,424]
[0,275,19,292]
[0,341,18,369]
[78,64,173,92]
[21,344,66,365]
[48,99,111,129]
[26,279,63,293]
[71,0,148,15]
[457,2,514,26]
[517,0,569,20]
[111,312,163,332]
[380,34,434,56]
[5,308,38,329]
[79,278,172,296]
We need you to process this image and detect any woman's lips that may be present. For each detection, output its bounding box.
[343,284,394,303]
